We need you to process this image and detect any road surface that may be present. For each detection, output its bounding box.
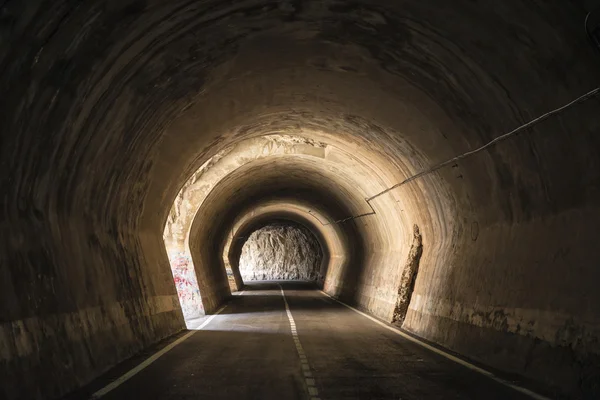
[75,281,537,400]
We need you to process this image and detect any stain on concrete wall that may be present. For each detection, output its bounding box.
[393,224,423,325]
[239,223,323,281]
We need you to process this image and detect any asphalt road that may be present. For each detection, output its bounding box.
[84,281,536,400]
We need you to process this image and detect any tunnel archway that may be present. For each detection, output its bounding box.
[2,1,600,399]
[222,200,347,294]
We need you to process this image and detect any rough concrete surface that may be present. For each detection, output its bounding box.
[239,223,323,281]
[1,1,600,399]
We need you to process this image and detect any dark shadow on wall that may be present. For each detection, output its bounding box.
[334,218,367,305]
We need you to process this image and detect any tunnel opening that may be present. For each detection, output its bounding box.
[221,203,340,298]
[238,220,324,282]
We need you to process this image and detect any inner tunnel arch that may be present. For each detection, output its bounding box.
[223,201,348,290]
[164,130,454,321]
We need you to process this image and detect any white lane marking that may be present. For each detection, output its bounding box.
[319,291,550,400]
[278,284,322,400]
[90,304,228,399]
[234,291,245,296]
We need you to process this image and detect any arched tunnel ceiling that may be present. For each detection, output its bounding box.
[164,132,420,251]
[224,201,344,261]
[2,1,600,399]
[2,0,598,232]
[189,155,375,245]
[4,1,593,225]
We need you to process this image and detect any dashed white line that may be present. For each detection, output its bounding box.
[319,290,550,400]
[90,304,227,399]
[278,284,321,400]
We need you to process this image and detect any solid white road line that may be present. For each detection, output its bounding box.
[90,304,227,399]
[278,284,321,400]
[319,290,550,400]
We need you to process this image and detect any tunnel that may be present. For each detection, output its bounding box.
[1,1,600,399]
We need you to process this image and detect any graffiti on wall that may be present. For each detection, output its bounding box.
[169,250,203,320]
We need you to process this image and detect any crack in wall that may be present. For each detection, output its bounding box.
[392,224,423,325]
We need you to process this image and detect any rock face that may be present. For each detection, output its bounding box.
[239,223,323,281]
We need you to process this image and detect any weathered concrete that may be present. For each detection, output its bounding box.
[239,222,323,281]
[393,224,423,325]
[1,1,600,399]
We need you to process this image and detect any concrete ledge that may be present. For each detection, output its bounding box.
[404,309,600,398]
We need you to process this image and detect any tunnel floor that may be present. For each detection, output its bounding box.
[73,282,536,400]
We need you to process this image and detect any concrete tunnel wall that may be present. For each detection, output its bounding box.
[1,1,600,399]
